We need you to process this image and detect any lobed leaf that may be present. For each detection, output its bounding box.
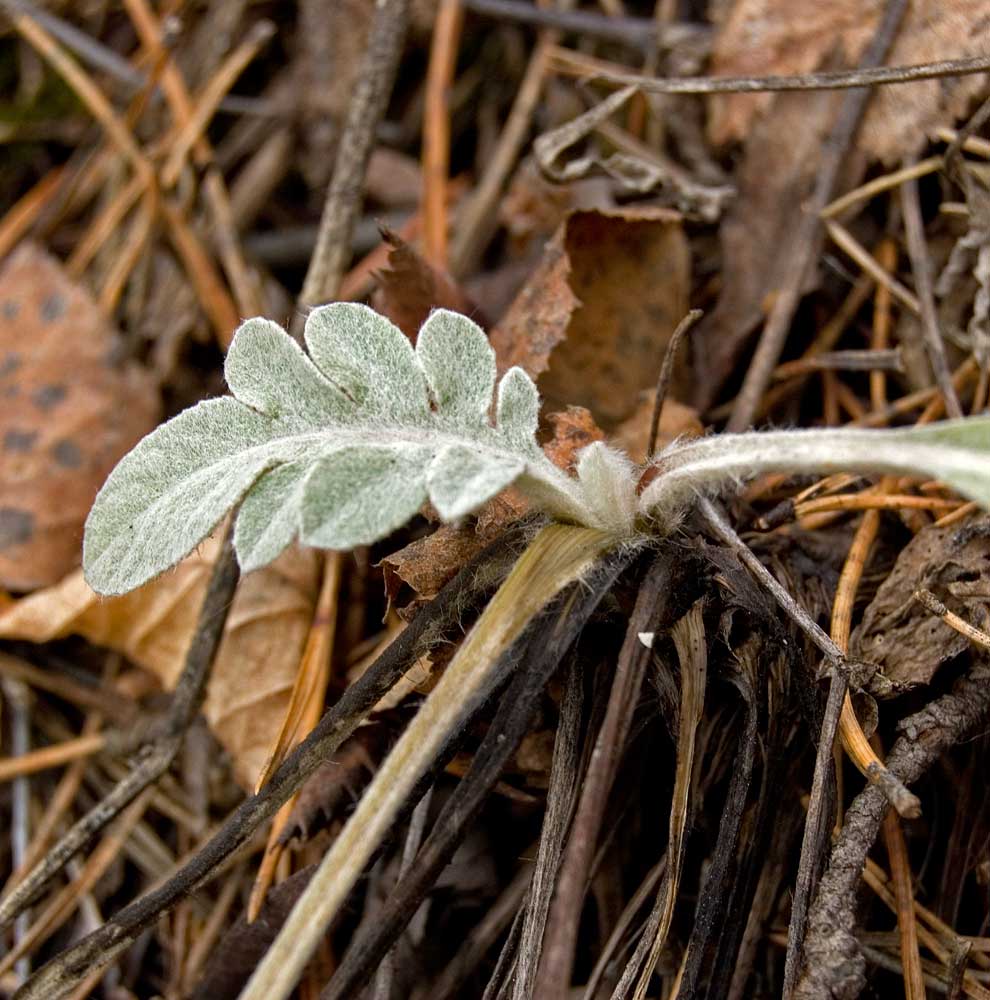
[83,306,582,595]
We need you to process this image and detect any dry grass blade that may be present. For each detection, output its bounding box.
[630,599,707,999]
[239,524,618,1000]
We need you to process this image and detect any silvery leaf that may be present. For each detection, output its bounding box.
[640,416,990,522]
[83,305,582,595]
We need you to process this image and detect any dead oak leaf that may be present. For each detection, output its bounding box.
[709,0,990,164]
[371,227,480,341]
[491,208,690,429]
[0,244,160,591]
[0,535,321,789]
[852,514,990,694]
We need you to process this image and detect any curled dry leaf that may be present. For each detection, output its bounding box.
[490,208,690,428]
[0,244,160,591]
[852,514,990,694]
[709,0,990,163]
[0,535,321,788]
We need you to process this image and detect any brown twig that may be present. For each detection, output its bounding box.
[296,0,411,313]
[0,733,107,785]
[913,589,990,651]
[422,0,463,267]
[726,0,909,432]
[553,50,990,97]
[648,309,703,459]
[880,801,926,1000]
[795,658,990,998]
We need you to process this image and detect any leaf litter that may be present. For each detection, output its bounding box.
[3,3,990,999]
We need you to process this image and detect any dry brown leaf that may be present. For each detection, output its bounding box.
[0,536,321,788]
[543,406,606,472]
[709,0,990,163]
[852,514,990,694]
[694,1,990,405]
[0,244,160,591]
[379,524,495,609]
[491,208,690,428]
[371,227,479,341]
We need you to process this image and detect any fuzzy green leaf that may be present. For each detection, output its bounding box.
[417,310,496,425]
[428,444,523,520]
[301,445,430,549]
[640,416,990,522]
[83,306,584,595]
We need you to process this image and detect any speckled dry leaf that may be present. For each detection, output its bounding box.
[852,514,990,694]
[489,223,578,378]
[610,394,703,465]
[491,209,690,429]
[0,534,321,788]
[371,227,478,341]
[709,0,990,163]
[0,244,160,590]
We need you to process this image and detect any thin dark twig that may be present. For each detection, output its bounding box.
[533,553,678,1000]
[296,0,410,314]
[944,92,990,182]
[648,309,703,459]
[795,661,990,999]
[11,532,524,1000]
[576,52,990,97]
[462,0,702,51]
[783,674,844,999]
[901,170,964,419]
[0,533,240,931]
[726,0,909,432]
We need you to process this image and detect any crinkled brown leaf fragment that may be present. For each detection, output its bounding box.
[0,535,321,788]
[489,223,579,378]
[380,524,496,609]
[709,0,990,163]
[372,227,478,341]
[0,244,160,590]
[491,208,690,428]
[542,406,606,472]
[852,514,990,694]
